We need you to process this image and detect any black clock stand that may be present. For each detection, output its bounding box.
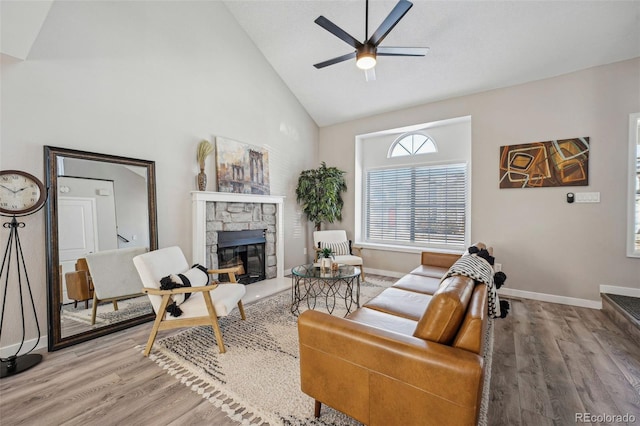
[0,216,43,378]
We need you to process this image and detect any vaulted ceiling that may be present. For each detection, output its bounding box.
[2,1,639,128]
[224,0,640,126]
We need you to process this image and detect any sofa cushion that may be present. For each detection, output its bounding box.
[393,273,441,295]
[453,284,488,354]
[413,275,475,344]
[364,288,433,321]
[347,307,418,337]
[409,264,450,279]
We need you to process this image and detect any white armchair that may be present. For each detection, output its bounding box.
[133,246,246,355]
[85,246,148,325]
[313,230,365,280]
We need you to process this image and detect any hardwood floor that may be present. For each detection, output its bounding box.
[489,298,640,426]
[1,297,638,425]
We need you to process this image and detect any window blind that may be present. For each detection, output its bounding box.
[365,163,467,248]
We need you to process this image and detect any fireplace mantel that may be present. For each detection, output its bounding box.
[191,191,285,279]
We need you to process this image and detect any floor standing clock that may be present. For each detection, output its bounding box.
[0,170,47,378]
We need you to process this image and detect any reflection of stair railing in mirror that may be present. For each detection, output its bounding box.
[117,234,130,243]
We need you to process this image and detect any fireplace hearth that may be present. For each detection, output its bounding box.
[217,229,266,284]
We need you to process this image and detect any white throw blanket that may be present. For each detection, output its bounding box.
[441,254,501,318]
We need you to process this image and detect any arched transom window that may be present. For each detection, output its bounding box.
[388,132,437,158]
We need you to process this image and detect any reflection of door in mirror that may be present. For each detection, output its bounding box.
[58,176,119,304]
[45,146,157,351]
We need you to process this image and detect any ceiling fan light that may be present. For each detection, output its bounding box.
[356,53,376,70]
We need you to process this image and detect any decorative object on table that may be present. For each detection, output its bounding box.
[318,247,334,272]
[196,139,214,191]
[314,230,366,280]
[296,162,346,231]
[499,137,590,188]
[215,137,270,195]
[0,170,47,378]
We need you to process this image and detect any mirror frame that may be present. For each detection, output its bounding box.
[44,146,158,351]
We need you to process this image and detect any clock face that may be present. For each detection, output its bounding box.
[0,170,47,215]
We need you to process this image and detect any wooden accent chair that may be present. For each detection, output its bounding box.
[64,258,94,309]
[313,230,365,280]
[132,246,246,355]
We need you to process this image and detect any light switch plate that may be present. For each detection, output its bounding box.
[574,192,600,203]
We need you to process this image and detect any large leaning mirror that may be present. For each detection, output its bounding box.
[44,146,158,350]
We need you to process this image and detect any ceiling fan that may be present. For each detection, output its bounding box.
[313,0,429,80]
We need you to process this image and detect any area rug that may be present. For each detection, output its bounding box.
[62,296,153,326]
[139,276,493,425]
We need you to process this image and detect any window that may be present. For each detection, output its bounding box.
[388,133,437,158]
[365,163,467,249]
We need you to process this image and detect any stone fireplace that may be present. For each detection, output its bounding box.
[192,192,285,282]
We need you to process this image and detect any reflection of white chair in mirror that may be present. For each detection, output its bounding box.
[85,246,149,325]
[313,230,365,280]
[133,246,246,355]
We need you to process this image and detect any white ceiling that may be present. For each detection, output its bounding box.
[224,0,640,127]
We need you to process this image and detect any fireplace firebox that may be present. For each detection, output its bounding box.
[217,229,266,284]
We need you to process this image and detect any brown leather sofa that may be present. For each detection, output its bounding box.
[298,251,489,426]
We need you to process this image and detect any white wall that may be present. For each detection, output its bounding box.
[0,1,318,348]
[321,58,640,303]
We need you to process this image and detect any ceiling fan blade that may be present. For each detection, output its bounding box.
[377,46,429,56]
[367,0,413,47]
[315,16,363,49]
[365,67,376,82]
[313,52,357,69]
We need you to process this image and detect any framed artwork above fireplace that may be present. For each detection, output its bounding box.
[216,136,270,195]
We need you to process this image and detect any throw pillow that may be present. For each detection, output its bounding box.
[319,240,351,256]
[159,264,209,317]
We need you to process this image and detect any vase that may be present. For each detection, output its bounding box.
[197,169,207,191]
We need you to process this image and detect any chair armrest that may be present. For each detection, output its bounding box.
[208,267,242,274]
[208,267,241,283]
[142,284,219,295]
[351,245,363,256]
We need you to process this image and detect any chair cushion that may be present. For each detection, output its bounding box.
[164,283,246,319]
[333,254,363,266]
[320,240,351,255]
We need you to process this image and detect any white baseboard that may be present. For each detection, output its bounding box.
[599,285,640,298]
[0,335,47,358]
[498,288,602,310]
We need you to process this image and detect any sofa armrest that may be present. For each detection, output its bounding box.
[298,309,483,424]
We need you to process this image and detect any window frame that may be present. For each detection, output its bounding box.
[362,160,470,252]
[388,132,438,158]
[627,112,640,258]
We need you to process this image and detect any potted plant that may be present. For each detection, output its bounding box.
[318,247,334,271]
[295,162,347,231]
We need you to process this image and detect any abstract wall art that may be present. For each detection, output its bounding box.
[499,137,590,188]
[216,137,270,195]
